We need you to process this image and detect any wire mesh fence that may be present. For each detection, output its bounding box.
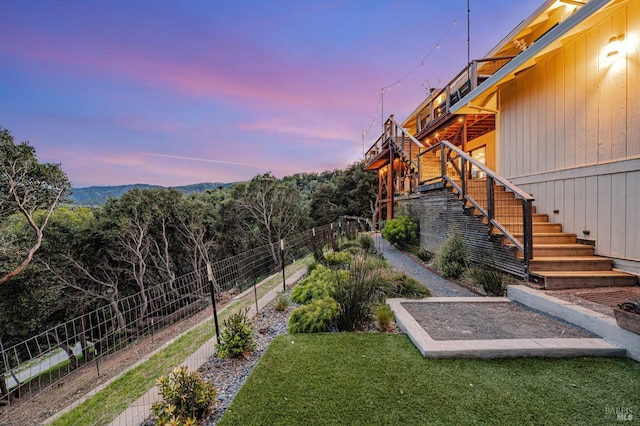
[0,222,349,425]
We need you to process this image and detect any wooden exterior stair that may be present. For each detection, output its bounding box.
[463,180,638,290]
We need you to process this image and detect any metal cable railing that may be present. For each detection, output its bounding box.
[418,140,534,276]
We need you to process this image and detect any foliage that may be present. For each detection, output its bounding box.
[356,233,376,254]
[434,233,467,279]
[290,265,341,305]
[232,173,310,269]
[323,250,353,267]
[308,161,378,226]
[413,247,433,262]
[151,366,217,425]
[333,253,384,331]
[373,303,395,332]
[463,266,514,296]
[288,297,339,333]
[0,127,71,285]
[219,334,640,426]
[379,269,431,298]
[381,216,418,249]
[216,308,256,358]
[274,293,289,312]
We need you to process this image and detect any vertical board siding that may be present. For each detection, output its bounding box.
[402,189,525,278]
[610,173,627,257]
[626,171,640,257]
[498,4,639,264]
[629,1,640,157]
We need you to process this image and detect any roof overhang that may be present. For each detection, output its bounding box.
[451,0,619,115]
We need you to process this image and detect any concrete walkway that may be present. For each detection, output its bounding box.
[373,233,478,297]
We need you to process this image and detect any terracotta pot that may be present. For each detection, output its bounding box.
[614,308,640,335]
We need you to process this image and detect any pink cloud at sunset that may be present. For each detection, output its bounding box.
[0,0,543,188]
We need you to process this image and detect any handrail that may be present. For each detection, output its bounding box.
[419,140,534,278]
[439,141,533,201]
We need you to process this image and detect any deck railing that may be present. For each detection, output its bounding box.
[418,140,534,277]
[416,57,514,134]
[364,117,424,172]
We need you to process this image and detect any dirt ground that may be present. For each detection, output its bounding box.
[402,301,595,341]
[0,305,216,426]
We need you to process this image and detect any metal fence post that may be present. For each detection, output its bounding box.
[280,239,286,292]
[206,263,221,343]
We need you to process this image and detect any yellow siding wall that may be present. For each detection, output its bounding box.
[499,2,640,269]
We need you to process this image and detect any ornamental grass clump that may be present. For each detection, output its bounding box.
[333,253,384,331]
[374,303,395,332]
[216,308,256,358]
[463,266,514,296]
[152,366,217,426]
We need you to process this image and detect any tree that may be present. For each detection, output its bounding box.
[0,127,70,285]
[233,173,310,268]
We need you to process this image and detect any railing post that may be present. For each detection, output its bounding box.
[461,157,467,199]
[486,176,494,234]
[523,200,534,280]
[440,143,446,180]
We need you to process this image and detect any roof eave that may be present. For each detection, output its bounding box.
[451,0,612,115]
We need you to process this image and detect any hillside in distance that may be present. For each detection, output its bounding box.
[70,182,232,206]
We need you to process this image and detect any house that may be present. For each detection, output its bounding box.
[365,0,639,289]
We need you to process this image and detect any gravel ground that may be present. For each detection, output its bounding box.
[402,301,596,340]
[372,233,479,297]
[197,296,298,425]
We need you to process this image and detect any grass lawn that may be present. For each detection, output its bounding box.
[220,333,640,426]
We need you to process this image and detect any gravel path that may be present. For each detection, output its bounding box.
[373,234,479,297]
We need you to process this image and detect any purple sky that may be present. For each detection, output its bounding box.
[1,0,541,188]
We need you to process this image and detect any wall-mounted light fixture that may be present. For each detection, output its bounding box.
[605,34,625,58]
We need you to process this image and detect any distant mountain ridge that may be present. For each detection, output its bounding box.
[70,182,232,206]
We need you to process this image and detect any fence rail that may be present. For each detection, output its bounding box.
[0,221,361,414]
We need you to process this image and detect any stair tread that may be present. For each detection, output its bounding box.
[531,270,635,277]
[530,256,611,262]
[531,243,592,248]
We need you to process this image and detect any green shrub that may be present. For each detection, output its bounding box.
[374,303,395,332]
[323,250,353,267]
[307,261,319,275]
[274,293,289,312]
[290,265,341,304]
[288,297,339,333]
[381,216,418,248]
[152,366,217,425]
[333,253,384,332]
[463,266,513,296]
[216,308,256,358]
[434,233,467,279]
[379,269,431,298]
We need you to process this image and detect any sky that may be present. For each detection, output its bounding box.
[0,0,542,188]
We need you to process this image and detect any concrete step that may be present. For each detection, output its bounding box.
[529,256,613,271]
[529,270,638,290]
